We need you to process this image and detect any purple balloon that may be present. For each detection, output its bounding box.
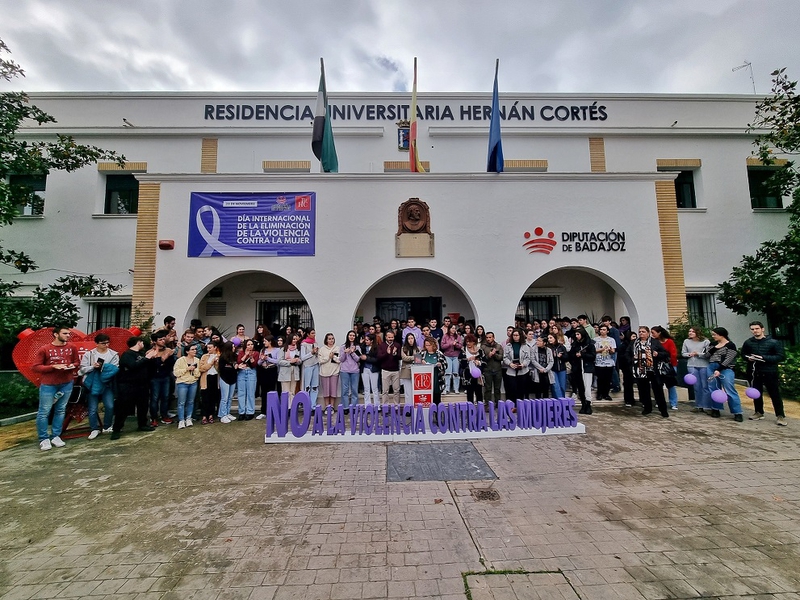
[711,389,727,404]
[469,363,481,379]
[231,336,242,347]
[683,373,698,386]
[745,387,762,399]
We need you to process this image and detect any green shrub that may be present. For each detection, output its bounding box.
[779,346,800,400]
[0,372,39,418]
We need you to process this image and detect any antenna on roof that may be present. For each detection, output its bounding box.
[732,61,756,95]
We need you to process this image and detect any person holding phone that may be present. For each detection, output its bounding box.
[32,326,81,450]
[79,333,120,440]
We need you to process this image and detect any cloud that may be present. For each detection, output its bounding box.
[0,0,798,94]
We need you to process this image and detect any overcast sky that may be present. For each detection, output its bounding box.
[1,0,798,96]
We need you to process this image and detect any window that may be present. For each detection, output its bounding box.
[9,174,46,216]
[90,302,131,331]
[257,299,314,332]
[686,294,717,327]
[105,174,139,214]
[673,170,697,209]
[748,167,782,208]
[516,296,559,324]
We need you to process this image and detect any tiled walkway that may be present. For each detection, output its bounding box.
[1,393,799,599]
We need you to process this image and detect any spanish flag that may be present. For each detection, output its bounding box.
[409,57,425,173]
[311,58,338,173]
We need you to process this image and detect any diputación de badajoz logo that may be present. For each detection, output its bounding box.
[522,227,557,254]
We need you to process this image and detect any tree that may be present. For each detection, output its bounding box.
[718,68,800,331]
[0,39,124,340]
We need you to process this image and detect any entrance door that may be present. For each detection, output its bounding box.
[376,297,441,324]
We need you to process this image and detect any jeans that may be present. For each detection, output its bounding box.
[176,382,198,422]
[362,370,379,405]
[710,367,742,414]
[150,376,171,420]
[88,386,114,431]
[237,368,256,415]
[37,382,73,441]
[219,378,236,417]
[340,371,359,409]
[444,356,460,392]
[667,366,678,408]
[303,363,320,407]
[688,365,712,409]
[552,370,567,399]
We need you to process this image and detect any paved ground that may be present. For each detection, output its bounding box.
[1,389,800,600]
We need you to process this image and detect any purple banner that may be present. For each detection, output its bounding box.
[188,192,315,257]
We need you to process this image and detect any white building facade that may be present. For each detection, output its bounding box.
[3,91,790,342]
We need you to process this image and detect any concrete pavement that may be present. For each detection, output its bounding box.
[1,391,800,599]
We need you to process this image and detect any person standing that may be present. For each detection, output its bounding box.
[459,334,485,404]
[318,333,341,409]
[377,331,402,404]
[400,333,420,406]
[235,339,258,420]
[420,336,447,408]
[79,333,119,440]
[440,324,463,394]
[682,327,712,412]
[705,327,744,422]
[256,336,280,419]
[742,321,787,425]
[300,329,320,407]
[547,333,568,399]
[112,336,157,438]
[529,336,554,399]
[593,325,617,401]
[173,345,200,428]
[429,318,443,342]
[217,341,239,423]
[402,316,424,348]
[32,326,80,450]
[198,340,221,424]
[569,329,596,414]
[503,329,531,402]
[628,326,669,418]
[359,334,380,405]
[481,331,505,404]
[652,326,679,410]
[148,331,176,426]
[339,330,361,413]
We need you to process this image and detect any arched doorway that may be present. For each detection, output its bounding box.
[354,269,477,327]
[516,267,639,326]
[186,271,314,337]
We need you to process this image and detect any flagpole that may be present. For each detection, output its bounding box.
[410,57,425,173]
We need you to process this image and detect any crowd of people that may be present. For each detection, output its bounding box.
[31,313,787,450]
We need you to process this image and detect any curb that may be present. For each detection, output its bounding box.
[0,412,37,427]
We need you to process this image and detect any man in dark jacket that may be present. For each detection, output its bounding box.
[742,321,786,425]
[481,332,505,405]
[112,336,157,439]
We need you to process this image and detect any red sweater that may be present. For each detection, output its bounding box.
[31,343,80,386]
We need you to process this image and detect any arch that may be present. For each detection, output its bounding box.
[352,268,479,327]
[183,269,314,335]
[516,266,639,327]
